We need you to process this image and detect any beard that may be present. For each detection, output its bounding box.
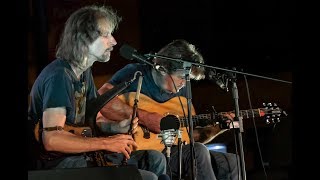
[89,51,111,63]
[97,53,110,62]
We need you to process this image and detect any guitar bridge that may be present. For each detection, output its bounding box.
[141,126,150,139]
[81,128,93,137]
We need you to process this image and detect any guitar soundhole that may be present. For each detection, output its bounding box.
[162,114,180,129]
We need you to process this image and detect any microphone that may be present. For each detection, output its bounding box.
[119,44,166,72]
[122,71,143,165]
[119,44,151,64]
[135,71,143,101]
[207,70,229,92]
[158,115,180,161]
[128,71,143,135]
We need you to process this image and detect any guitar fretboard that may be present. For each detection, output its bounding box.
[179,114,213,128]
[177,108,264,128]
[239,109,262,118]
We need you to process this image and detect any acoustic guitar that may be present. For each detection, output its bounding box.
[34,121,92,142]
[33,122,115,167]
[118,92,284,152]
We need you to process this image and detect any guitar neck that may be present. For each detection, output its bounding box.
[178,108,264,128]
[179,114,213,128]
[238,108,264,118]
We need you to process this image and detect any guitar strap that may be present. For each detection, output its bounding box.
[42,126,64,131]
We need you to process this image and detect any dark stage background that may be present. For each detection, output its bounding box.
[27,0,294,179]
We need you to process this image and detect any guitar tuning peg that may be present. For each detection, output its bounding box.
[266,119,270,124]
[266,116,271,122]
[262,102,266,107]
[273,103,278,107]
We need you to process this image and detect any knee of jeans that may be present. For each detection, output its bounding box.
[149,150,166,163]
[194,142,209,153]
[226,153,239,167]
[139,170,158,180]
[193,143,211,159]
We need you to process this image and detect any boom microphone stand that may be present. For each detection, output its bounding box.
[183,61,197,180]
[228,70,246,180]
[177,129,183,180]
[145,53,292,180]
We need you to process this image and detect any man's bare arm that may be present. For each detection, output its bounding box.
[98,83,162,133]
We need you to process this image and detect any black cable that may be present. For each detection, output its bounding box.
[243,74,268,180]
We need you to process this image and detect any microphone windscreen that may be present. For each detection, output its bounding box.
[160,115,180,130]
[120,44,136,60]
[158,174,170,180]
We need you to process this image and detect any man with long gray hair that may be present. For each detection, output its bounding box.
[28,5,166,180]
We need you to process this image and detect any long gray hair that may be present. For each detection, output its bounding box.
[56,5,122,70]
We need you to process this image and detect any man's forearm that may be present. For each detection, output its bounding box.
[99,97,133,121]
[98,83,134,121]
[137,109,161,134]
[98,83,163,134]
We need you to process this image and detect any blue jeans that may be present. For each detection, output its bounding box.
[210,150,240,180]
[55,150,166,180]
[105,150,167,178]
[167,142,216,180]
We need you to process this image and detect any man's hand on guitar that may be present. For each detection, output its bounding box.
[219,112,239,129]
[219,112,235,129]
[104,134,138,160]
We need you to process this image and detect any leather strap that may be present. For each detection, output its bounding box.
[42,126,64,131]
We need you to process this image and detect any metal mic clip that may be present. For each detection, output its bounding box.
[208,70,229,92]
[133,71,143,79]
[129,71,143,83]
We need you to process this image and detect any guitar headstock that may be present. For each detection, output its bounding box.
[260,102,287,124]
